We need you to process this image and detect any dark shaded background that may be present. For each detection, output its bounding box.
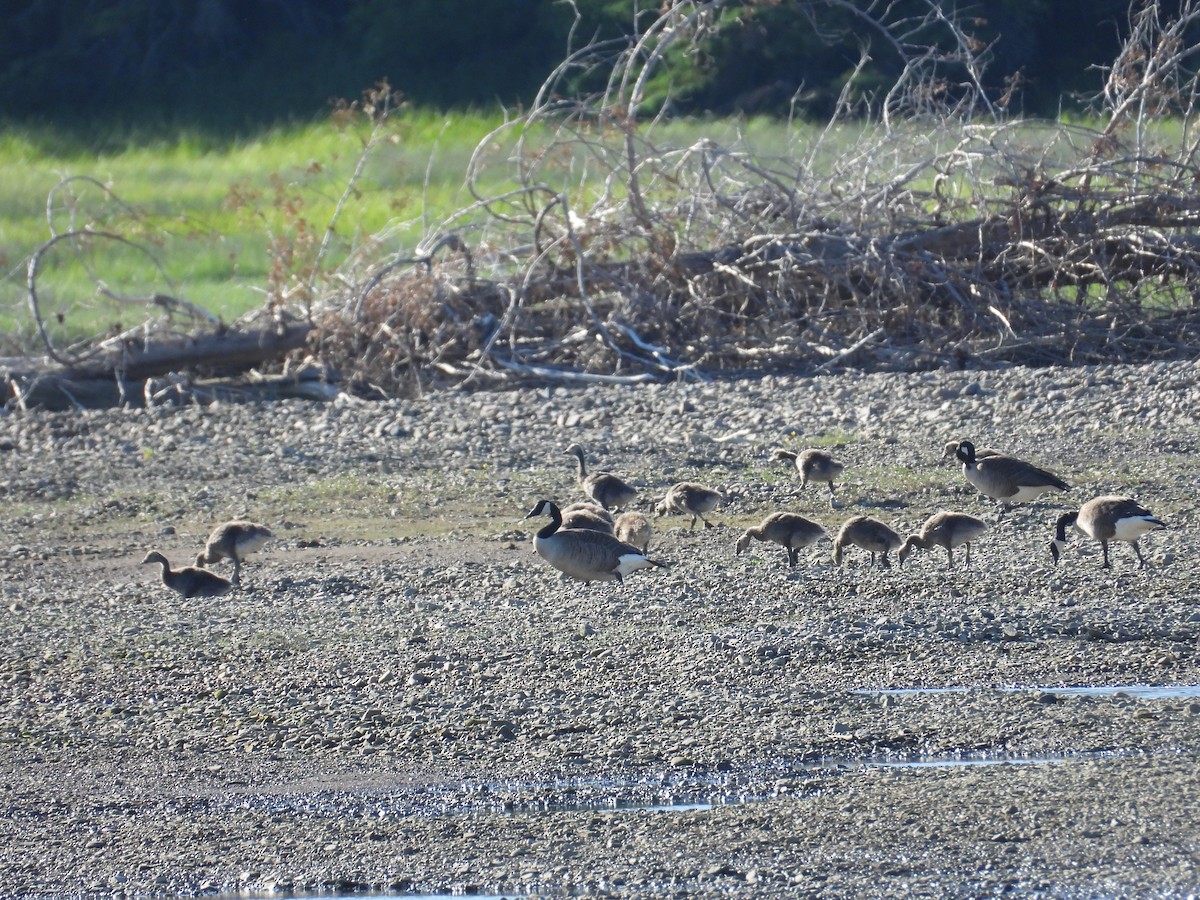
[0,0,1177,134]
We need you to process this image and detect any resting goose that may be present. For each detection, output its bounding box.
[899,511,989,570]
[735,512,826,568]
[955,440,1069,505]
[525,499,666,583]
[655,482,723,529]
[1050,496,1165,569]
[614,511,653,552]
[771,448,844,500]
[832,515,904,567]
[196,520,273,585]
[564,444,637,510]
[143,551,234,599]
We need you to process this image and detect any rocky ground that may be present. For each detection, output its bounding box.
[0,360,1198,898]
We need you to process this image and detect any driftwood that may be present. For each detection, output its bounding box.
[2,322,314,410]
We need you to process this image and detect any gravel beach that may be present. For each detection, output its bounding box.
[1,360,1198,897]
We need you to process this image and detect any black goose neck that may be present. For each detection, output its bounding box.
[537,502,563,539]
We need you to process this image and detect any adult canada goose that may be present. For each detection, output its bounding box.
[560,502,616,534]
[564,444,637,510]
[771,448,844,499]
[525,499,666,583]
[1050,496,1166,569]
[832,515,904,567]
[142,551,234,599]
[940,441,1002,463]
[196,520,273,585]
[655,482,723,529]
[735,512,826,568]
[898,511,989,570]
[955,440,1069,506]
[614,510,653,552]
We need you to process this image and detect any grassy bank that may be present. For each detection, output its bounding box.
[0,111,832,355]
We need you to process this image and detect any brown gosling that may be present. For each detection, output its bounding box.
[196,520,273,586]
[560,502,616,535]
[143,551,233,599]
[564,443,638,510]
[735,512,827,568]
[1050,496,1166,570]
[614,510,653,552]
[655,482,724,529]
[832,515,904,568]
[898,511,990,570]
[771,448,845,499]
[955,440,1069,506]
[525,500,665,584]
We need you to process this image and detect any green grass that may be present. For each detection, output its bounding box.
[0,110,508,351]
[2,111,1155,356]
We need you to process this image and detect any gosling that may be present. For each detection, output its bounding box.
[898,511,989,570]
[655,482,723,529]
[832,515,904,568]
[560,502,616,535]
[614,511,653,552]
[771,448,844,501]
[735,512,826,568]
[143,551,233,599]
[196,520,273,585]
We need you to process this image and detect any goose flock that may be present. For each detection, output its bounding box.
[522,439,1167,585]
[140,439,1167,596]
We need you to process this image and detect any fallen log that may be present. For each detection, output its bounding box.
[2,322,314,410]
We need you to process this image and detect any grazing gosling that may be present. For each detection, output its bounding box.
[196,520,273,585]
[955,440,1069,506]
[564,443,638,510]
[735,512,826,568]
[614,511,653,553]
[525,500,666,584]
[560,502,616,535]
[833,515,904,568]
[771,448,845,500]
[1050,496,1165,570]
[655,482,723,529]
[142,551,233,599]
[899,511,989,570]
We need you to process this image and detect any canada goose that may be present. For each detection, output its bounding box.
[955,440,1069,505]
[941,441,1002,463]
[832,515,904,567]
[560,502,616,534]
[142,551,233,599]
[564,444,637,510]
[655,482,723,529]
[771,448,844,499]
[735,512,826,568]
[1050,496,1166,569]
[614,510,653,552]
[899,511,989,569]
[525,499,666,583]
[196,520,273,585]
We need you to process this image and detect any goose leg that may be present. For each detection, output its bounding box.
[1100,541,1111,568]
[1132,541,1147,569]
[787,547,798,568]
